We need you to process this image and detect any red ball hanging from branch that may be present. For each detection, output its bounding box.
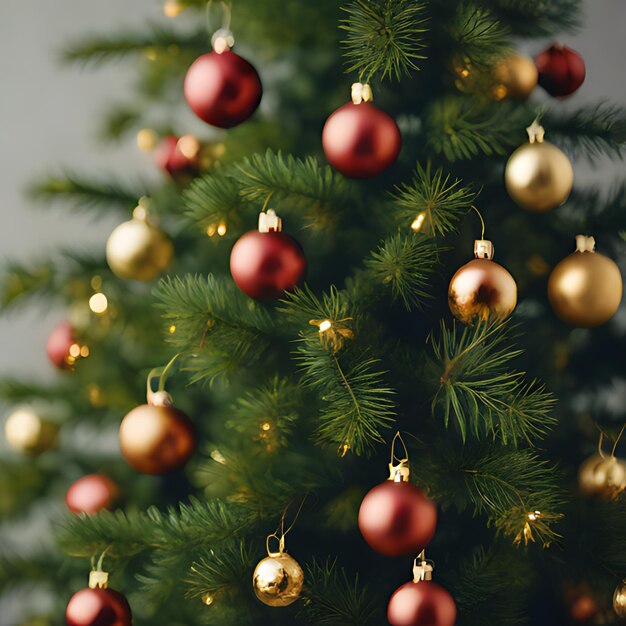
[66,569,132,626]
[184,27,262,128]
[66,474,119,515]
[358,434,437,556]
[154,134,201,180]
[230,207,307,300]
[322,83,401,178]
[535,44,586,98]
[387,555,457,626]
[46,321,87,370]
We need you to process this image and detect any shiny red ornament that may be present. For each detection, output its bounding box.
[184,49,262,128]
[46,321,77,370]
[387,580,457,626]
[322,100,401,178]
[230,209,306,300]
[66,587,132,626]
[154,135,198,179]
[535,44,586,97]
[358,479,437,557]
[66,474,119,515]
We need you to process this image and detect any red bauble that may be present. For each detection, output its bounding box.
[387,580,457,626]
[184,50,262,128]
[322,101,401,178]
[66,587,132,626]
[358,480,437,556]
[66,474,119,515]
[230,230,307,300]
[154,135,198,179]
[535,44,586,97]
[46,322,76,370]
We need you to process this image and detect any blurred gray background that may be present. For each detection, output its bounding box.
[0,0,625,375]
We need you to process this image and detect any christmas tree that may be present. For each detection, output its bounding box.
[2,1,626,624]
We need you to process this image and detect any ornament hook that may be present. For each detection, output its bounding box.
[206,1,234,52]
[146,353,185,406]
[389,431,410,482]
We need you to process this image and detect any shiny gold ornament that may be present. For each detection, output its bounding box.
[253,550,304,607]
[4,408,57,455]
[548,235,623,327]
[119,389,195,475]
[106,202,173,281]
[448,239,517,324]
[505,121,573,212]
[491,53,538,100]
[614,580,626,617]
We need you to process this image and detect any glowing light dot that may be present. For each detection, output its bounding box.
[207,224,217,237]
[89,292,108,314]
[527,510,541,521]
[80,346,90,358]
[163,1,184,17]
[136,128,157,152]
[201,593,214,606]
[411,212,426,232]
[146,49,158,61]
[69,344,81,358]
[169,325,177,334]
[91,276,103,290]
[177,134,201,159]
[319,320,332,332]
[217,222,227,237]
[261,422,271,432]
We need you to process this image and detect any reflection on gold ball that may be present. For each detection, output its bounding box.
[119,404,195,474]
[106,218,173,281]
[578,454,626,498]
[614,580,626,617]
[548,248,622,328]
[252,553,304,607]
[448,259,517,324]
[5,408,57,455]
[505,141,573,212]
[492,53,538,100]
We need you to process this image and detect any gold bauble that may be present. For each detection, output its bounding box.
[548,236,623,328]
[492,53,538,100]
[252,552,304,607]
[119,402,195,474]
[448,239,517,324]
[578,454,626,498]
[106,213,173,281]
[505,123,573,212]
[614,580,626,617]
[4,408,57,455]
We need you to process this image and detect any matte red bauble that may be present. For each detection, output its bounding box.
[230,209,307,300]
[66,474,119,515]
[388,580,457,626]
[154,134,199,179]
[66,587,132,626]
[184,49,262,128]
[322,83,401,178]
[535,44,586,97]
[46,322,78,370]
[358,478,437,557]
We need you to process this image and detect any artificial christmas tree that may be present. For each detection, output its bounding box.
[2,1,626,625]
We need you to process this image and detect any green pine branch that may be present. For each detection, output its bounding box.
[301,559,378,625]
[340,0,428,82]
[29,173,143,213]
[63,24,207,65]
[154,274,276,384]
[363,232,440,310]
[485,0,582,37]
[443,3,510,66]
[390,162,477,237]
[429,320,557,445]
[425,96,527,161]
[281,287,395,455]
[544,104,626,160]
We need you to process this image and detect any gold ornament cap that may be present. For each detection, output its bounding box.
[412,552,434,583]
[89,570,109,590]
[575,234,595,253]
[351,83,373,104]
[474,239,494,260]
[258,208,282,233]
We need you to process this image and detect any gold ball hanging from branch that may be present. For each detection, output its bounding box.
[505,121,573,212]
[106,203,173,281]
[548,235,623,328]
[448,239,517,324]
[252,552,304,607]
[578,454,626,498]
[491,53,538,100]
[614,580,626,617]
[4,408,58,455]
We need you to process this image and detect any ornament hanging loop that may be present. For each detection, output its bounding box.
[146,353,184,406]
[389,431,410,482]
[207,1,234,52]
[266,496,306,556]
